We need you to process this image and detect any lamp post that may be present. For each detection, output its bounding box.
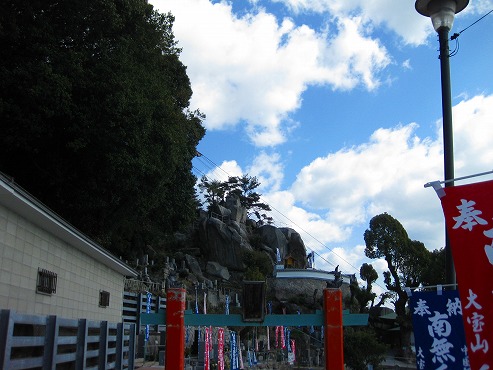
[415,0,469,286]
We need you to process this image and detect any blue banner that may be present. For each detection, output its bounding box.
[230,332,239,370]
[145,292,152,342]
[286,328,291,352]
[409,290,470,369]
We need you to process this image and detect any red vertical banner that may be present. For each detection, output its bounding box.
[165,288,186,370]
[324,289,344,370]
[218,328,225,370]
[204,327,210,370]
[439,179,493,369]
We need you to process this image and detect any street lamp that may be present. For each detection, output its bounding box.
[415,0,469,286]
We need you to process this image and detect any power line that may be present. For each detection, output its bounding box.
[451,8,492,40]
[449,9,492,56]
[195,151,230,179]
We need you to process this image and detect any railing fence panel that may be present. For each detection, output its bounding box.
[0,310,135,370]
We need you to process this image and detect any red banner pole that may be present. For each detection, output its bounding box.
[165,288,186,370]
[324,288,344,370]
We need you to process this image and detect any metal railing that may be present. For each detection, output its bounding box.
[0,309,135,370]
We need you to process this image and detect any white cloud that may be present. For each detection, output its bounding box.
[271,0,487,46]
[465,0,493,14]
[453,94,493,176]
[323,17,390,90]
[290,123,442,231]
[151,0,390,146]
[271,0,432,45]
[262,190,352,245]
[246,151,284,192]
[204,160,243,182]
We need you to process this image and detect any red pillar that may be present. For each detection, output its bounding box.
[324,288,344,370]
[165,288,186,370]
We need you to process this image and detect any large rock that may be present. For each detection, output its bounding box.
[280,228,308,269]
[267,277,352,309]
[197,217,251,271]
[225,195,247,223]
[229,220,249,240]
[206,261,231,281]
[254,225,288,261]
[185,254,204,281]
[254,226,307,268]
[210,204,231,222]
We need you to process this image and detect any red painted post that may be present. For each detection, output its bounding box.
[165,288,186,370]
[324,289,344,370]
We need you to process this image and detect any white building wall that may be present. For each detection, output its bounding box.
[0,203,125,322]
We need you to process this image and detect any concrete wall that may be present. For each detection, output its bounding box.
[0,204,125,322]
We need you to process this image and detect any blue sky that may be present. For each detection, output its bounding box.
[151,0,493,294]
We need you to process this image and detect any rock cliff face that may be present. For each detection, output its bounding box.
[196,215,250,272]
[253,225,308,268]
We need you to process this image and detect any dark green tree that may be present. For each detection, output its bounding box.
[363,213,446,357]
[242,250,273,280]
[197,177,227,209]
[352,263,378,313]
[198,175,272,223]
[0,0,205,257]
[360,263,378,292]
[364,213,411,321]
[344,327,387,370]
[421,247,446,286]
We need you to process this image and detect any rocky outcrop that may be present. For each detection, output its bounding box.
[225,195,247,224]
[254,225,307,268]
[267,277,351,307]
[206,261,230,281]
[254,225,288,260]
[281,227,308,269]
[184,254,204,281]
[196,216,251,271]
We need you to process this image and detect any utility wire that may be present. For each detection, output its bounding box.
[451,9,492,40]
[449,9,492,56]
[192,165,208,178]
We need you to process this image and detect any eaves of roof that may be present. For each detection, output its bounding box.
[0,173,137,278]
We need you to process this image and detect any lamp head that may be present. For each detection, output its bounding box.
[415,0,469,31]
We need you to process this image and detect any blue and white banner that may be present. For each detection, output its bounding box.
[195,288,199,314]
[230,332,239,370]
[145,292,152,342]
[286,328,291,352]
[409,289,470,370]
